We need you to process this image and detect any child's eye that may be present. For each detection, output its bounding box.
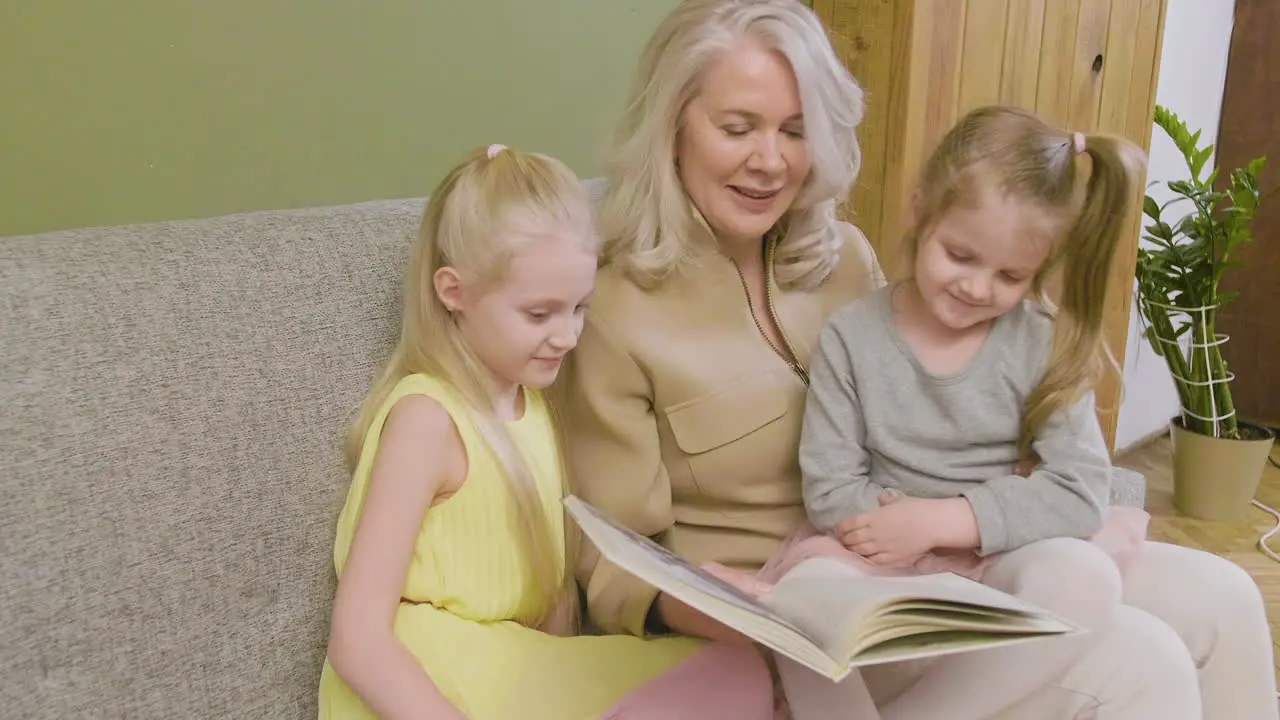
[525,310,550,322]
[723,126,750,137]
[946,249,972,263]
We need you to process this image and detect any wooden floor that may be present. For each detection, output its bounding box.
[1115,434,1280,686]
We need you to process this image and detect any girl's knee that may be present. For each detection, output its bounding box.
[1131,542,1266,630]
[1009,538,1123,625]
[1189,547,1264,615]
[1166,547,1267,654]
[1108,606,1200,695]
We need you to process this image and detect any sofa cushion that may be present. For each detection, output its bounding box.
[1,198,423,718]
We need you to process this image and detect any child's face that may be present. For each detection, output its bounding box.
[912,193,1051,332]
[452,234,597,391]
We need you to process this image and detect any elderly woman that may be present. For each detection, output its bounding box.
[558,0,1277,718]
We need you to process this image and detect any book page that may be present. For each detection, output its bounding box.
[563,496,850,679]
[771,557,1069,617]
[846,630,1065,668]
[763,557,1076,660]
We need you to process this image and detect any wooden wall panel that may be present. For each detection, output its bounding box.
[917,1,967,173]
[1000,0,1047,108]
[1065,0,1111,132]
[1035,0,1083,122]
[959,0,1010,111]
[875,0,966,278]
[812,0,900,257]
[1096,1,1143,132]
[874,0,920,275]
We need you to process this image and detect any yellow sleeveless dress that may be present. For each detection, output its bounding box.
[317,374,703,720]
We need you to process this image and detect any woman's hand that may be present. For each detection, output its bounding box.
[701,561,774,598]
[654,562,772,644]
[836,494,980,566]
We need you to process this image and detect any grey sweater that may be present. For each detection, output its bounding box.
[800,286,1109,555]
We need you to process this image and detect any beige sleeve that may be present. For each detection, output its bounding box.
[838,221,888,288]
[555,311,670,637]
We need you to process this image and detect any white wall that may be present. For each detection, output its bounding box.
[1114,0,1237,451]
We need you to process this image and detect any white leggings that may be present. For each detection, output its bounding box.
[778,540,1277,720]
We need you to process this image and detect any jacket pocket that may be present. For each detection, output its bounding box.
[664,380,788,455]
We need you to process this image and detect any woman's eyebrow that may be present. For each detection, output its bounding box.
[714,109,804,123]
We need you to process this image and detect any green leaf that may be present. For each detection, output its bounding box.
[1191,146,1214,179]
[1143,195,1161,220]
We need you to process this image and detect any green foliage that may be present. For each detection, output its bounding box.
[1134,105,1270,438]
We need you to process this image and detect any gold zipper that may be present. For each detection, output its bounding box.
[730,236,810,386]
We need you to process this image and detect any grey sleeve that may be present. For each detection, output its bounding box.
[961,391,1109,554]
[800,321,886,532]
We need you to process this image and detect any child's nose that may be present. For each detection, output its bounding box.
[547,322,578,350]
[961,274,993,302]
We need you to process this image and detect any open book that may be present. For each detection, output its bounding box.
[565,495,1080,681]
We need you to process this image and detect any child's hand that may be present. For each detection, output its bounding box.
[1014,453,1042,477]
[835,494,940,567]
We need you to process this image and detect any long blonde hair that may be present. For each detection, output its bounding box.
[346,145,595,627]
[599,0,864,290]
[902,106,1146,451]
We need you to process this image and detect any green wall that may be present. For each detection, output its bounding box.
[0,1,680,236]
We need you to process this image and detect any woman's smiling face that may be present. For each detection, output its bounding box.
[676,37,811,247]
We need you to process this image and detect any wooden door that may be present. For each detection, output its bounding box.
[1215,0,1280,428]
[813,0,1169,451]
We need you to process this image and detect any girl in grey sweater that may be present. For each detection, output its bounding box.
[775,105,1158,720]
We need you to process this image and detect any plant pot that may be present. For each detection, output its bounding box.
[1170,418,1276,521]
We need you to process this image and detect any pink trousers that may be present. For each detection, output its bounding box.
[598,640,778,720]
[758,506,1150,586]
[756,506,1152,720]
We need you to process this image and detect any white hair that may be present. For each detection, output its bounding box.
[598,0,865,289]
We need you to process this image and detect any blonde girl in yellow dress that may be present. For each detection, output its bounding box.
[316,144,775,720]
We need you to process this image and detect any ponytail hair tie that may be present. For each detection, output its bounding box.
[1071,132,1086,155]
[486,143,508,160]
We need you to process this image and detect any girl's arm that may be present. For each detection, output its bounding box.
[326,395,468,720]
[959,391,1109,555]
[800,318,887,532]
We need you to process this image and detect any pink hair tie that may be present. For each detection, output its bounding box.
[486,143,508,159]
[1071,132,1086,155]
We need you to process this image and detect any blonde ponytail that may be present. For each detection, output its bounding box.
[1021,135,1145,449]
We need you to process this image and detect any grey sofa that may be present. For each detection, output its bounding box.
[1,192,1148,718]
[2,198,426,718]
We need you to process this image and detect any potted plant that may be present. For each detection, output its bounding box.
[1134,104,1274,522]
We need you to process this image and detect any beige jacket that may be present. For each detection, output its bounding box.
[556,222,886,636]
